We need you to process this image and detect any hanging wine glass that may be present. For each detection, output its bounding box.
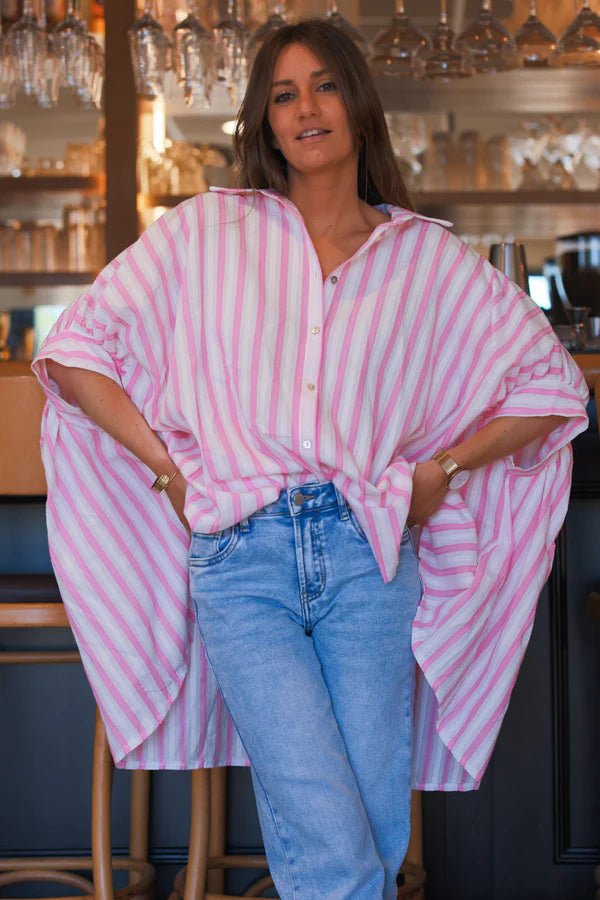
[76,33,104,109]
[370,0,431,78]
[514,1,557,67]
[549,2,600,68]
[181,25,215,107]
[325,0,371,59]
[173,2,210,81]
[246,0,288,72]
[417,0,473,81]
[7,0,46,99]
[456,0,522,74]
[34,2,59,108]
[0,11,17,109]
[53,0,87,92]
[172,1,215,107]
[213,0,248,108]
[128,0,171,101]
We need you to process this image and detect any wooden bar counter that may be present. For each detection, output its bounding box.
[0,353,598,899]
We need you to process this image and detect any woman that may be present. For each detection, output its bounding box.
[34,19,588,900]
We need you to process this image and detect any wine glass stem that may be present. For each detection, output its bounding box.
[530,0,536,13]
[440,0,446,19]
[23,0,37,17]
[395,0,406,14]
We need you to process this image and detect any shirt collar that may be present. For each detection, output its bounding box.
[208,185,453,230]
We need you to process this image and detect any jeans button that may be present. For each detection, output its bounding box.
[294,493,306,505]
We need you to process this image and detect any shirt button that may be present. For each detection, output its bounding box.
[330,275,338,284]
[303,439,312,449]
[311,326,320,334]
[307,383,315,391]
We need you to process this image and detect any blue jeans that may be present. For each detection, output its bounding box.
[189,482,422,900]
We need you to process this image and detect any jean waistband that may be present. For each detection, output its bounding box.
[248,482,349,520]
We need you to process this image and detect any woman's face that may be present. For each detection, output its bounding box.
[266,42,357,181]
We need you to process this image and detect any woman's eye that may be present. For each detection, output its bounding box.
[274,90,294,103]
[317,81,336,91]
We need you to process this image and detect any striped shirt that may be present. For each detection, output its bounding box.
[33,187,588,789]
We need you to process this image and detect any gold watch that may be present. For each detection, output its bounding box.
[151,471,178,493]
[431,449,469,489]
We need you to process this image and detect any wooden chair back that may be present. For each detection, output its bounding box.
[0,369,47,495]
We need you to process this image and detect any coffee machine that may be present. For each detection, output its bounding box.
[551,232,600,316]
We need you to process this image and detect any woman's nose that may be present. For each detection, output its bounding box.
[297,89,320,117]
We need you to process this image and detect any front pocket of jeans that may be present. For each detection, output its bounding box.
[189,525,239,567]
[348,507,369,542]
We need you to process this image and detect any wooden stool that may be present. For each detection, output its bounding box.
[168,774,425,899]
[583,368,600,900]
[0,368,154,900]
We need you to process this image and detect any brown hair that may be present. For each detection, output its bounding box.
[232,18,414,211]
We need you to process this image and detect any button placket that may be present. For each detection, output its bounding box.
[299,260,324,458]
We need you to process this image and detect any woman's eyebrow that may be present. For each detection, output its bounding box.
[271,69,330,88]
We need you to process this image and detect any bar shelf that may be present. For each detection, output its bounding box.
[0,175,106,196]
[0,272,97,287]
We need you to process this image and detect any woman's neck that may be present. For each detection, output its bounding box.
[286,166,371,240]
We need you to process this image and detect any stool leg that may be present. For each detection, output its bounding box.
[129,771,151,884]
[206,769,226,895]
[405,790,423,867]
[184,769,211,900]
[92,707,115,900]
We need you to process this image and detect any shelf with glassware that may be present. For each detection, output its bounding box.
[136,188,600,241]
[0,175,106,196]
[0,175,106,284]
[0,272,99,287]
[373,69,600,116]
[413,190,600,240]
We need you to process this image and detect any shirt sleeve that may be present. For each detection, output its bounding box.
[443,251,589,468]
[32,201,193,425]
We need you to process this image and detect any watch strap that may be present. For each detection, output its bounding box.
[151,471,178,493]
[431,449,466,487]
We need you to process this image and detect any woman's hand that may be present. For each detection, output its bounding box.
[165,471,191,536]
[407,460,448,526]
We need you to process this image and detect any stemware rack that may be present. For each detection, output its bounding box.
[1,2,600,307]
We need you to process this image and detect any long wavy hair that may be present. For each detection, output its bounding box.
[232,18,414,210]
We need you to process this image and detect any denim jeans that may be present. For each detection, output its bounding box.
[189,481,422,900]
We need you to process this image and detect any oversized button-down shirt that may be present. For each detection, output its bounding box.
[33,187,588,789]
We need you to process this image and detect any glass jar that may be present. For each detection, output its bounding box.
[485,135,513,190]
[14,221,36,271]
[88,202,106,271]
[426,132,461,191]
[457,131,487,191]
[63,205,91,271]
[0,222,18,272]
[31,222,59,272]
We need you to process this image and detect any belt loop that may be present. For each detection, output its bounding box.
[239,516,250,533]
[334,484,349,520]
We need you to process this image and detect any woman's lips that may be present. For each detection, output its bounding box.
[296,130,331,142]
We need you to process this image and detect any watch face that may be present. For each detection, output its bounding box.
[449,469,469,489]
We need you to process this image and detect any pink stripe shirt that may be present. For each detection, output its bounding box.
[33,187,588,788]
